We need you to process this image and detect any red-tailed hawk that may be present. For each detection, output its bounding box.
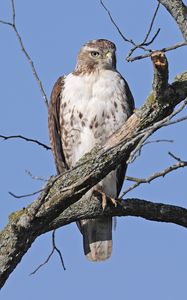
[48,39,134,262]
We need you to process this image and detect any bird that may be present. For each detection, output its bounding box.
[48,39,134,262]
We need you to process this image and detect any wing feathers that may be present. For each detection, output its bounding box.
[48,76,69,174]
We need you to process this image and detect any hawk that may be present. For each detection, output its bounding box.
[48,39,134,262]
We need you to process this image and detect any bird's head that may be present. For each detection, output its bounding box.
[75,39,116,74]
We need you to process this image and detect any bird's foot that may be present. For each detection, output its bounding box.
[93,190,117,211]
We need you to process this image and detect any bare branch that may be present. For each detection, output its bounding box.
[168,151,183,162]
[100,0,133,44]
[138,98,187,137]
[0,0,48,107]
[162,114,187,127]
[123,159,187,196]
[25,170,47,182]
[127,41,187,62]
[130,139,174,161]
[0,134,51,150]
[0,20,12,26]
[100,1,187,63]
[152,98,187,131]
[143,28,160,47]
[143,139,174,146]
[51,230,66,270]
[30,230,65,275]
[11,0,15,25]
[30,246,54,275]
[8,189,44,199]
[140,2,161,45]
[127,130,154,163]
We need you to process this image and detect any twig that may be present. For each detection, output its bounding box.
[123,159,187,196]
[143,139,174,146]
[0,134,51,150]
[127,41,187,62]
[100,1,162,60]
[126,3,161,58]
[154,99,187,131]
[139,98,187,136]
[130,100,187,159]
[129,136,174,163]
[135,139,174,158]
[117,98,186,166]
[126,99,186,164]
[0,0,48,107]
[11,0,15,24]
[25,170,47,182]
[142,2,160,45]
[100,0,186,62]
[161,115,187,128]
[168,151,182,162]
[144,29,160,47]
[30,230,66,275]
[100,0,133,44]
[0,20,12,26]
[9,188,44,199]
[127,130,153,163]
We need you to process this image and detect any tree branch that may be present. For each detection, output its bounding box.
[0,0,48,107]
[123,159,187,196]
[0,135,51,150]
[126,41,187,62]
[30,230,66,275]
[158,0,187,41]
[46,196,187,233]
[100,0,161,60]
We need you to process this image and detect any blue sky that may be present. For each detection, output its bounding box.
[0,0,187,299]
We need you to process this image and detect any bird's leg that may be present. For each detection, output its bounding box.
[92,190,118,211]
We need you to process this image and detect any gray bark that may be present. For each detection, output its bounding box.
[159,0,187,41]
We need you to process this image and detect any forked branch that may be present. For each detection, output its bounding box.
[0,0,48,107]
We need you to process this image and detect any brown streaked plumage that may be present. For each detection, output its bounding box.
[48,39,134,261]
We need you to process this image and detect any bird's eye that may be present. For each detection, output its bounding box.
[90,51,100,58]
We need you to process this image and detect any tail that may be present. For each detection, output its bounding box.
[78,217,112,262]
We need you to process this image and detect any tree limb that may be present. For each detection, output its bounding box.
[0,135,51,150]
[0,0,48,107]
[126,41,187,62]
[158,0,187,41]
[123,159,187,196]
[47,196,187,232]
[30,230,66,275]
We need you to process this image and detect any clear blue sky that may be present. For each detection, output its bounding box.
[0,0,187,299]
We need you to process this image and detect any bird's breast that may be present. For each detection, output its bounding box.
[60,70,130,166]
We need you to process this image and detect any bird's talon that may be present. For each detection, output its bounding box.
[101,192,107,211]
[98,191,118,210]
[110,197,118,207]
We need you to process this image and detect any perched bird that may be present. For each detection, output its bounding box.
[48,39,134,261]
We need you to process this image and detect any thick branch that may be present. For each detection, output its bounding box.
[159,0,187,41]
[0,54,187,288]
[46,196,187,232]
